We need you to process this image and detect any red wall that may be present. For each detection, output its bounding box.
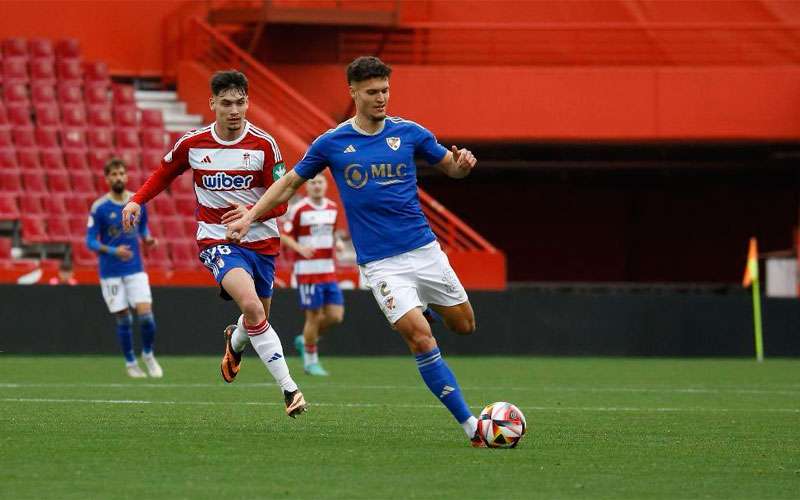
[271,64,800,140]
[0,0,196,76]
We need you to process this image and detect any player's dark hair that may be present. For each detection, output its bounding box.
[346,56,392,84]
[104,157,126,176]
[210,70,248,97]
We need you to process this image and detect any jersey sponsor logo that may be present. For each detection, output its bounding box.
[386,137,401,151]
[272,161,285,181]
[201,172,255,190]
[343,163,408,189]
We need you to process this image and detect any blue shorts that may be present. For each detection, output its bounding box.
[199,244,276,299]
[297,281,344,310]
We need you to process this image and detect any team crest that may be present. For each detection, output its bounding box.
[386,137,401,151]
[384,296,396,311]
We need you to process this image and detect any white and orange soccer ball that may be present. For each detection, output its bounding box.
[477,402,527,448]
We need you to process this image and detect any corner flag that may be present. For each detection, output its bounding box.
[742,237,763,362]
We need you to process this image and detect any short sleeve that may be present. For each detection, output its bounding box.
[414,124,448,166]
[293,136,329,180]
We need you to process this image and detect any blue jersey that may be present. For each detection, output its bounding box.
[293,117,447,264]
[86,193,150,278]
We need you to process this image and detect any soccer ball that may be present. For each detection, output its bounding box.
[477,402,527,448]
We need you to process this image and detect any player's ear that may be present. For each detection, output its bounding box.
[209,96,215,111]
[349,85,356,99]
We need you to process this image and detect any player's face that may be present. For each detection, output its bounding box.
[350,77,389,122]
[106,167,127,194]
[210,88,248,134]
[307,175,327,199]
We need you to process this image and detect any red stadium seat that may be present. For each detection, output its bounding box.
[114,105,138,128]
[65,193,93,213]
[84,82,110,105]
[84,61,109,84]
[112,85,136,106]
[142,242,171,270]
[87,149,113,170]
[34,104,60,127]
[17,148,40,170]
[57,59,82,82]
[145,217,163,238]
[47,170,71,193]
[29,57,56,85]
[7,104,32,126]
[36,128,59,148]
[30,82,56,103]
[43,193,67,214]
[56,38,81,60]
[126,171,142,190]
[86,105,112,127]
[87,127,113,148]
[115,127,139,149]
[69,170,95,194]
[64,149,88,170]
[40,148,64,170]
[140,109,164,128]
[72,242,97,267]
[152,196,176,216]
[141,149,163,172]
[61,104,86,126]
[182,218,196,238]
[0,148,16,168]
[48,216,71,241]
[57,82,83,105]
[61,127,86,149]
[13,127,36,147]
[116,149,140,171]
[3,56,29,84]
[174,195,196,217]
[170,240,201,270]
[93,173,108,193]
[67,215,87,236]
[3,38,28,58]
[19,194,43,215]
[0,193,18,220]
[0,129,12,147]
[0,105,7,126]
[141,129,165,150]
[21,215,48,243]
[0,169,22,192]
[3,82,29,104]
[28,39,54,59]
[22,172,47,194]
[161,215,187,239]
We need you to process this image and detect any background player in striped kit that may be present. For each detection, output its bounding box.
[224,57,487,445]
[121,70,307,417]
[281,174,345,376]
[87,158,162,378]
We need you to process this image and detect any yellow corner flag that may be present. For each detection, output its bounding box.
[742,237,763,362]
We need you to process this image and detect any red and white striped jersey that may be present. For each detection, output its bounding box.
[284,197,338,284]
[132,121,288,255]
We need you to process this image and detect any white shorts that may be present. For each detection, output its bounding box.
[359,241,468,324]
[100,272,152,313]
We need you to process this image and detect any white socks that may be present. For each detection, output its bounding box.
[246,318,298,393]
[461,416,478,438]
[231,315,250,353]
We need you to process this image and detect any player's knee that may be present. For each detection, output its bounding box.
[451,317,476,335]
[329,309,344,325]
[240,298,265,322]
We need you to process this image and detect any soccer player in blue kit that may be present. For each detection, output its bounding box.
[87,158,162,378]
[225,56,487,446]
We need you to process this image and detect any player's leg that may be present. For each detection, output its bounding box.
[125,272,162,378]
[415,241,475,335]
[300,308,328,375]
[428,301,475,335]
[101,276,145,378]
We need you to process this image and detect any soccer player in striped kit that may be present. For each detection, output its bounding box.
[281,174,345,376]
[121,70,307,418]
[225,57,488,445]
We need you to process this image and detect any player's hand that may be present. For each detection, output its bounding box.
[226,215,253,243]
[115,245,133,261]
[451,145,477,174]
[143,236,158,249]
[296,245,314,259]
[121,202,141,231]
[221,203,249,225]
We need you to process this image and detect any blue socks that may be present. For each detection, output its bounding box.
[116,314,135,363]
[138,312,156,355]
[415,347,473,424]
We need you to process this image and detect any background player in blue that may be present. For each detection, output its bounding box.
[87,158,162,379]
[225,56,488,446]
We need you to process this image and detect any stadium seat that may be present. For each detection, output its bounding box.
[112,85,136,106]
[30,82,56,102]
[71,241,97,267]
[28,38,54,59]
[7,104,32,126]
[47,216,71,241]
[182,218,196,237]
[115,127,139,149]
[35,128,60,148]
[67,215,86,236]
[116,149,140,171]
[55,38,81,60]
[0,105,7,126]
[43,193,67,214]
[17,147,40,170]
[21,215,48,243]
[141,129,165,150]
[3,56,29,84]
[0,148,16,168]
[87,149,113,171]
[141,149,163,172]
[83,61,110,85]
[0,193,18,220]
[126,171,142,190]
[57,59,82,83]
[84,83,110,105]
[34,104,60,127]
[40,148,64,170]
[61,127,87,149]
[174,195,196,217]
[93,173,107,193]
[0,169,22,193]
[145,217,163,238]
[69,170,95,194]
[65,193,93,213]
[2,38,28,58]
[161,215,187,239]
[61,104,86,126]
[64,149,88,170]
[87,127,113,148]
[57,82,83,105]
[171,172,195,195]
[114,105,138,128]
[22,172,48,194]
[29,57,56,85]
[142,242,171,270]
[152,196,176,216]
[13,127,36,147]
[47,170,71,193]
[3,82,29,104]
[19,194,43,215]
[170,240,201,270]
[0,129,12,147]
[86,105,112,127]
[140,109,164,128]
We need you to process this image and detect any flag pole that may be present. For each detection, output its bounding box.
[743,237,764,362]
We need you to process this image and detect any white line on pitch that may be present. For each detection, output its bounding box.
[1,397,798,413]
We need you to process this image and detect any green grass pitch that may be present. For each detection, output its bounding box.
[1,356,798,499]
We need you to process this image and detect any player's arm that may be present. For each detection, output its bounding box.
[434,145,477,179]
[85,212,132,260]
[137,205,157,248]
[280,233,314,259]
